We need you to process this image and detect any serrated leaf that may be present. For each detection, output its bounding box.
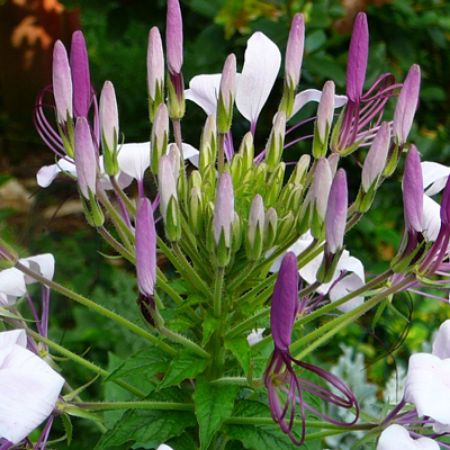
[160,352,208,388]
[226,424,299,450]
[95,408,196,450]
[202,316,219,346]
[225,336,251,374]
[193,377,238,450]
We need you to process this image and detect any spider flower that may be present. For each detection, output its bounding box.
[264,252,359,445]
[377,424,438,450]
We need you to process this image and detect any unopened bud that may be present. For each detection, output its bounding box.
[313,81,335,158]
[52,40,73,124]
[402,145,423,233]
[70,31,91,118]
[264,207,278,248]
[147,27,165,121]
[311,158,333,238]
[238,132,254,172]
[246,194,265,260]
[151,104,169,173]
[265,112,286,169]
[166,0,183,75]
[288,154,310,186]
[217,54,237,134]
[100,81,119,176]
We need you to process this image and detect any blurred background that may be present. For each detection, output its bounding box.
[1,0,450,447]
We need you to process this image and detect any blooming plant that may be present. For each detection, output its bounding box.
[2,0,450,448]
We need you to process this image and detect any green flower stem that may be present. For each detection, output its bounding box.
[73,400,194,412]
[291,274,415,359]
[214,267,225,317]
[160,239,210,297]
[238,273,276,305]
[97,190,135,249]
[98,227,135,263]
[227,261,256,291]
[210,376,260,387]
[15,261,177,356]
[225,307,270,339]
[159,326,210,359]
[27,330,146,398]
[109,176,136,216]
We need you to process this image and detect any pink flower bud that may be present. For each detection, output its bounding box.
[213,172,235,246]
[70,31,91,117]
[74,117,97,198]
[52,40,72,123]
[285,13,305,88]
[158,155,178,219]
[402,145,423,233]
[316,81,335,142]
[99,81,119,151]
[166,0,183,74]
[147,27,164,99]
[219,54,237,111]
[313,158,333,220]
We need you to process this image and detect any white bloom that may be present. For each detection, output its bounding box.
[246,328,265,346]
[377,424,438,450]
[0,254,55,306]
[270,231,365,312]
[156,445,174,450]
[432,320,450,359]
[36,142,199,189]
[421,161,450,196]
[185,33,347,126]
[0,329,65,444]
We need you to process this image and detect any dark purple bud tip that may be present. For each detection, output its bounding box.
[138,293,156,327]
[270,252,299,351]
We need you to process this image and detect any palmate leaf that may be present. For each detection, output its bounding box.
[159,351,208,388]
[193,377,238,450]
[94,408,196,450]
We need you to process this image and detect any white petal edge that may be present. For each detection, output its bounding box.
[185,74,222,115]
[432,320,450,359]
[0,268,26,306]
[236,32,281,125]
[421,161,450,196]
[36,158,77,188]
[290,89,348,120]
[376,424,439,450]
[422,194,441,242]
[117,142,151,181]
[21,254,55,284]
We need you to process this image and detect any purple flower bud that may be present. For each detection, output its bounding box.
[152,103,169,153]
[361,122,390,191]
[219,54,237,111]
[393,64,421,145]
[99,81,119,151]
[313,158,333,220]
[285,13,305,88]
[70,31,91,118]
[147,27,164,99]
[325,169,348,254]
[440,178,450,226]
[158,155,178,220]
[346,12,369,102]
[213,172,235,246]
[270,252,298,351]
[74,117,97,198]
[403,145,423,233]
[135,198,157,297]
[52,40,72,123]
[166,0,183,75]
[316,81,335,142]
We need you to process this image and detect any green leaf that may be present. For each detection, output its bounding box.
[202,316,219,346]
[95,408,196,450]
[225,337,250,373]
[193,377,238,450]
[160,352,208,388]
[61,414,73,446]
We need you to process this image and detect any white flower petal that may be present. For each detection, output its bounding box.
[0,335,65,444]
[422,161,450,196]
[422,194,441,242]
[157,445,174,450]
[117,142,151,181]
[404,353,450,425]
[0,330,27,351]
[36,158,77,188]
[247,328,265,346]
[236,32,281,125]
[0,268,27,306]
[290,89,348,119]
[181,143,200,167]
[377,424,439,450]
[432,320,450,359]
[21,254,55,284]
[329,272,365,313]
[185,74,222,115]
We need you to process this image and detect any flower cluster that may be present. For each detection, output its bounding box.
[2,0,450,448]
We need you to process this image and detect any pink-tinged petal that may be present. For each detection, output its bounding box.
[402,146,423,233]
[166,0,183,74]
[0,340,64,444]
[70,31,91,118]
[213,172,235,246]
[291,89,347,119]
[185,74,222,115]
[404,353,450,425]
[346,12,369,102]
[0,268,26,306]
[20,254,55,284]
[117,142,151,181]
[36,159,77,188]
[422,195,441,242]
[236,32,281,125]
[52,40,72,123]
[421,161,450,196]
[393,64,421,145]
[74,117,97,198]
[377,424,439,450]
[147,27,164,98]
[432,320,450,359]
[135,198,157,297]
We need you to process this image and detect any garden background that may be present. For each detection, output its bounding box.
[1,0,450,447]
